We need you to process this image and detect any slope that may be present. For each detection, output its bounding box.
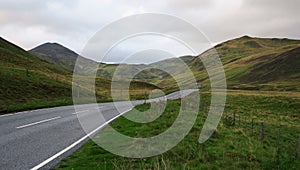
[0,37,73,113]
[156,36,300,91]
[1,38,160,113]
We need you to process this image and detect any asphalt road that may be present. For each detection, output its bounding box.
[0,89,197,170]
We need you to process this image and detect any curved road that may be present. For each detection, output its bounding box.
[0,89,197,170]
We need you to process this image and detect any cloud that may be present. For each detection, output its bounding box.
[0,0,299,63]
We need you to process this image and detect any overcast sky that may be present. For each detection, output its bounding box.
[0,0,299,63]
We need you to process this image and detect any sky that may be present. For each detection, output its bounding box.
[0,0,299,63]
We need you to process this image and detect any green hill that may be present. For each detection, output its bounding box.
[216,36,300,91]
[0,37,73,113]
[70,36,300,92]
[156,36,300,91]
[0,38,159,113]
[4,35,298,114]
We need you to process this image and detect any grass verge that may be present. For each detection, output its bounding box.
[54,92,300,169]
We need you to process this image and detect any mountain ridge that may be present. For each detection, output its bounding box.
[27,35,300,91]
[30,42,97,71]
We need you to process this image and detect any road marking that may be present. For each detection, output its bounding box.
[16,116,61,129]
[30,108,133,170]
[0,113,13,118]
[72,107,104,115]
[0,111,28,118]
[72,110,89,115]
[14,111,28,115]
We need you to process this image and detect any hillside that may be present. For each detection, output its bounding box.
[63,36,300,92]
[156,36,300,91]
[28,36,300,92]
[216,36,300,91]
[0,38,159,113]
[0,37,73,113]
[11,35,299,108]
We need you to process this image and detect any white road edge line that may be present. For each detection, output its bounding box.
[31,108,132,170]
[0,113,13,118]
[14,111,28,115]
[16,116,61,129]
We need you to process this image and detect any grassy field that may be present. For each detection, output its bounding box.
[54,91,300,169]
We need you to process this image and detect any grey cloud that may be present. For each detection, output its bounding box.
[0,0,299,63]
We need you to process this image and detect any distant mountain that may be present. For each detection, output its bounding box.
[29,42,195,80]
[26,35,300,92]
[30,42,97,72]
[31,36,300,91]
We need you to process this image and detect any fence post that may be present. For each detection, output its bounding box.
[238,112,240,127]
[276,128,281,168]
[26,68,29,77]
[144,89,147,103]
[224,112,227,125]
[297,134,300,158]
[261,122,264,142]
[251,118,254,136]
[233,111,236,126]
[77,85,79,99]
[278,128,280,147]
[244,116,247,132]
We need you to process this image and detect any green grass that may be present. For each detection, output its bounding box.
[4,98,73,113]
[54,92,300,169]
[0,66,159,113]
[0,37,74,113]
[0,66,72,112]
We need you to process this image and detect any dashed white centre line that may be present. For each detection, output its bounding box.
[72,110,89,115]
[16,116,61,129]
[72,107,104,115]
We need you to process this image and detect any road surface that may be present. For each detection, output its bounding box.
[0,89,197,170]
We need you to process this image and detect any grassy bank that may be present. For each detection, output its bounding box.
[55,91,300,169]
[0,37,162,114]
